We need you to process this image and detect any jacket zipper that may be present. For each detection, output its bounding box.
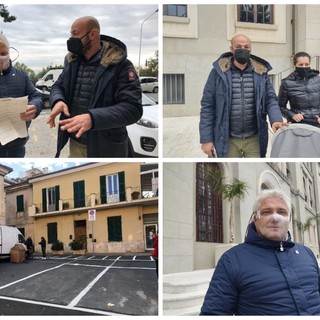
[280,242,284,252]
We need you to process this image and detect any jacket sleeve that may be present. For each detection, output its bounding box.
[264,77,283,125]
[278,80,295,120]
[199,69,216,144]
[200,252,238,315]
[24,72,43,118]
[89,59,143,130]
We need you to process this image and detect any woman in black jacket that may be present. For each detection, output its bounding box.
[278,51,320,127]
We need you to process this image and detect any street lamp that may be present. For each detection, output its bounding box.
[138,8,158,76]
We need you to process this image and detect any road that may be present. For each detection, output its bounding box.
[25,92,158,158]
[0,254,158,315]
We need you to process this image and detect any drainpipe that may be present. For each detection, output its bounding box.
[291,5,296,56]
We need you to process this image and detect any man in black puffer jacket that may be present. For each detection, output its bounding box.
[48,16,142,158]
[200,189,320,315]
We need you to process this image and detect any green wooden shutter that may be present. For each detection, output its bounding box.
[118,171,125,202]
[73,180,85,208]
[47,222,57,244]
[16,195,24,212]
[42,188,47,212]
[108,216,122,241]
[55,186,60,211]
[100,175,107,204]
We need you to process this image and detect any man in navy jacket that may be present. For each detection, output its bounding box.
[200,189,320,315]
[48,16,142,158]
[199,34,287,158]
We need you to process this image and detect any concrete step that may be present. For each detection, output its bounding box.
[163,269,213,315]
[163,290,207,310]
[163,269,213,293]
[163,304,201,316]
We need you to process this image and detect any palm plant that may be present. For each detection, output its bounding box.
[205,166,249,243]
[293,217,315,243]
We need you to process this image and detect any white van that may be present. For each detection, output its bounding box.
[0,225,26,257]
[36,68,63,91]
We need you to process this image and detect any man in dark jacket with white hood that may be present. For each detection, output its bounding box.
[200,189,320,315]
[48,16,142,158]
[200,34,287,158]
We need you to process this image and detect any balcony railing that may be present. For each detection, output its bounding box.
[29,183,158,215]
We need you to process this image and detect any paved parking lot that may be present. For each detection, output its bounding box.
[0,254,158,316]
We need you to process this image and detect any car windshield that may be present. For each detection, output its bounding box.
[142,94,157,106]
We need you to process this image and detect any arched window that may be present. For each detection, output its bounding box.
[196,163,223,243]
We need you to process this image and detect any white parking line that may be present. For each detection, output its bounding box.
[102,256,108,260]
[0,295,121,316]
[68,257,121,308]
[0,263,68,290]
[87,256,95,260]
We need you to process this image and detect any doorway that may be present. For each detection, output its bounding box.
[144,224,157,250]
[74,220,87,249]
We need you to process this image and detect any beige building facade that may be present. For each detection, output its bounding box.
[164,162,320,274]
[163,4,320,117]
[4,162,158,255]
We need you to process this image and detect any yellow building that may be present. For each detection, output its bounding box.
[28,162,158,254]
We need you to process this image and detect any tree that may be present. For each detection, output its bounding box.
[293,216,315,243]
[205,166,249,243]
[13,62,36,83]
[139,50,158,77]
[0,5,16,23]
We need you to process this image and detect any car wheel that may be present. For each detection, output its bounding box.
[153,87,158,93]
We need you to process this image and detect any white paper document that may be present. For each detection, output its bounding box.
[0,96,28,145]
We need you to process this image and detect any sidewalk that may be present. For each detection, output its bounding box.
[163,116,206,158]
[163,116,273,158]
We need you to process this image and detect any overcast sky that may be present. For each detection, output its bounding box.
[1,161,88,179]
[1,4,158,73]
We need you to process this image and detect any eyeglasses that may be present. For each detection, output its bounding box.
[257,210,289,217]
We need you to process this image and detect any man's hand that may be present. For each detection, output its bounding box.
[47,101,70,128]
[59,113,92,138]
[272,121,289,133]
[201,142,216,157]
[292,113,304,122]
[20,105,36,121]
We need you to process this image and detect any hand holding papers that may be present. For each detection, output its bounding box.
[0,96,28,145]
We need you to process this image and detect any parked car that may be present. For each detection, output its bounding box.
[127,93,158,157]
[36,88,51,109]
[139,77,158,93]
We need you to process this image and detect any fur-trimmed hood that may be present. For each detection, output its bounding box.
[214,51,272,75]
[66,34,127,68]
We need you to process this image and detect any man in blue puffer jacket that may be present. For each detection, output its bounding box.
[200,189,320,315]
[199,34,287,158]
[0,33,42,157]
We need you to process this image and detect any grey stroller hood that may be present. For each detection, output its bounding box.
[271,123,320,158]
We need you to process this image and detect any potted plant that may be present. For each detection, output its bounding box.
[51,240,64,255]
[62,202,69,210]
[69,235,86,255]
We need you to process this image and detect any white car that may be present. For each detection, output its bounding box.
[128,94,158,157]
[139,77,158,93]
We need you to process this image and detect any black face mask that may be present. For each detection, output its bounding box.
[234,49,251,65]
[67,30,91,55]
[295,67,311,78]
